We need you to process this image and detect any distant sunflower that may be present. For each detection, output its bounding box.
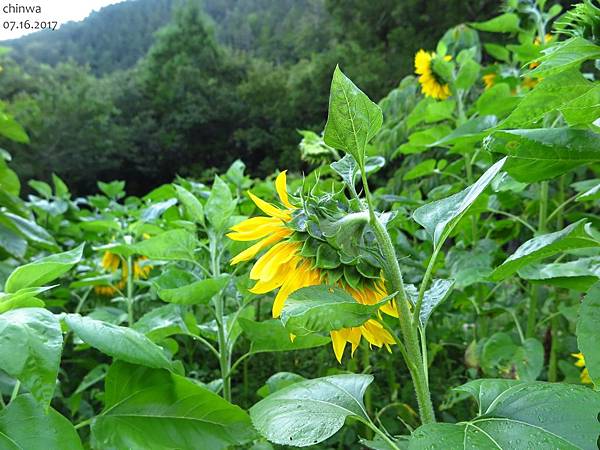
[95,251,151,296]
[414,50,452,100]
[482,73,497,90]
[572,352,592,384]
[228,171,397,362]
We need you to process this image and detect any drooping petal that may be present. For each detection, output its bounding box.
[275,171,295,209]
[227,220,286,241]
[230,216,283,233]
[248,192,291,221]
[331,329,348,363]
[250,241,300,281]
[230,230,290,265]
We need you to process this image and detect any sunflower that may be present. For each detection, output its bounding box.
[228,171,397,362]
[572,352,593,384]
[414,50,452,100]
[95,251,151,296]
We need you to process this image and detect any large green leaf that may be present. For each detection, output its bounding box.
[4,244,84,293]
[324,66,383,166]
[205,175,235,231]
[491,220,600,281]
[174,184,205,225]
[413,158,506,247]
[429,115,497,147]
[0,308,62,409]
[0,286,50,314]
[417,279,454,327]
[2,212,58,251]
[250,374,373,446]
[0,394,83,450]
[559,83,600,126]
[501,70,594,128]
[91,362,256,450]
[470,13,521,33]
[132,304,189,342]
[238,318,330,353]
[518,257,600,291]
[132,229,197,262]
[409,379,600,450]
[481,333,543,381]
[157,275,229,305]
[577,281,600,387]
[0,112,29,143]
[64,314,173,370]
[281,286,388,337]
[485,128,600,182]
[528,37,600,78]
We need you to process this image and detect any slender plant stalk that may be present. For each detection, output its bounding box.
[209,234,232,402]
[361,172,436,425]
[527,181,549,338]
[126,256,134,325]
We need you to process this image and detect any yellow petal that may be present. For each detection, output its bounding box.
[230,230,289,265]
[230,216,282,233]
[276,171,295,209]
[248,191,291,221]
[227,220,286,242]
[250,241,299,281]
[249,263,290,294]
[331,329,348,363]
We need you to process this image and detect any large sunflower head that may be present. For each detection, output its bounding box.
[414,49,452,100]
[572,352,593,384]
[228,171,398,362]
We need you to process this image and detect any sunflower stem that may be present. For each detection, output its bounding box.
[360,171,435,425]
[209,232,232,402]
[126,256,134,325]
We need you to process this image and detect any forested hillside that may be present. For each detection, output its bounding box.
[0,0,530,193]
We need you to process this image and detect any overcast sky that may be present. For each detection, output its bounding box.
[0,0,126,40]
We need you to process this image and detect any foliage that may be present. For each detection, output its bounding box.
[0,1,597,449]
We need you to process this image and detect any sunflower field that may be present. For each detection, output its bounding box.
[0,0,599,449]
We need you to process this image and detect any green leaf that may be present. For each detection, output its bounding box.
[577,281,600,387]
[0,394,83,450]
[238,318,330,353]
[491,220,600,281]
[0,112,29,143]
[429,115,497,147]
[395,125,451,156]
[174,184,205,225]
[559,83,600,126]
[485,128,600,182]
[502,70,594,128]
[5,243,84,293]
[330,153,359,189]
[518,257,600,291]
[132,229,197,262]
[413,158,506,247]
[515,338,544,382]
[0,308,62,409]
[281,286,389,337]
[475,83,520,118]
[417,279,454,327]
[454,59,480,90]
[0,286,50,314]
[3,212,58,250]
[324,66,383,166]
[250,374,373,446]
[470,13,521,33]
[91,362,256,450]
[64,314,173,369]
[528,37,600,78]
[257,372,306,398]
[205,175,235,231]
[403,159,437,181]
[409,379,600,450]
[132,304,189,341]
[157,275,229,305]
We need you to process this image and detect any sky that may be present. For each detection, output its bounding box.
[0,0,126,40]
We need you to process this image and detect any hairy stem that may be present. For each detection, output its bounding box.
[361,172,435,425]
